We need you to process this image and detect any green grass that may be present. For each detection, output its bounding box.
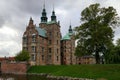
[27,64,120,80]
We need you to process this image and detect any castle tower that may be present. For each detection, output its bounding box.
[38,4,61,65]
[61,24,76,65]
[45,7,61,65]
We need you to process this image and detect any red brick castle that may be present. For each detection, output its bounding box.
[22,5,76,65]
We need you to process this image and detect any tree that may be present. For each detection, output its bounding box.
[15,50,30,61]
[116,38,120,46]
[74,3,119,64]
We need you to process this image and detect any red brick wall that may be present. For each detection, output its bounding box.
[1,62,28,74]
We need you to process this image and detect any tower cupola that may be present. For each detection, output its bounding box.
[69,24,73,33]
[41,3,48,23]
[51,6,57,22]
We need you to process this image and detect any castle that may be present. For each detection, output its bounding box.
[22,5,76,65]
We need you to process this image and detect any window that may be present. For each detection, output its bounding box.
[57,56,59,61]
[32,35,36,42]
[42,47,44,54]
[49,32,52,37]
[49,48,51,53]
[42,55,44,61]
[23,37,27,43]
[31,54,35,61]
[49,40,52,45]
[32,46,36,52]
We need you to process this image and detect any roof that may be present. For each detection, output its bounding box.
[61,32,73,40]
[47,21,56,24]
[35,27,46,37]
[0,57,15,62]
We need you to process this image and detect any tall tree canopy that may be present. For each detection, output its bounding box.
[75,3,119,64]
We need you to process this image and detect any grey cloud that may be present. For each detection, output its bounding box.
[0,16,5,27]
[0,50,9,57]
[9,0,63,16]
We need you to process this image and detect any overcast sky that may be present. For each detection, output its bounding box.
[0,0,120,57]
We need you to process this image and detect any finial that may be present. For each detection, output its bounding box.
[53,3,54,11]
[70,20,72,28]
[30,17,32,20]
[70,20,71,25]
[69,20,73,33]
[29,16,33,25]
[43,0,45,9]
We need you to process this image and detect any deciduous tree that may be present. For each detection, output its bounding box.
[75,3,119,64]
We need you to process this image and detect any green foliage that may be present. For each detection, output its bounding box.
[27,65,120,80]
[74,3,119,64]
[109,46,120,63]
[15,50,30,61]
[116,38,120,46]
[105,39,120,63]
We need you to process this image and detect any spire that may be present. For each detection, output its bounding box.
[51,4,57,22]
[43,0,45,9]
[69,22,73,33]
[41,0,47,23]
[29,17,34,25]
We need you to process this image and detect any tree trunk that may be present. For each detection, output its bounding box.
[95,51,100,64]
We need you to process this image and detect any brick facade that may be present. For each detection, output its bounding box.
[61,37,76,65]
[76,56,96,64]
[1,62,27,74]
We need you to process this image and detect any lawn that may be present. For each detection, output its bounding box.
[27,64,120,80]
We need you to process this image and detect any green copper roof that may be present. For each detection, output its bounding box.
[61,33,73,40]
[35,27,46,37]
[47,21,56,24]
